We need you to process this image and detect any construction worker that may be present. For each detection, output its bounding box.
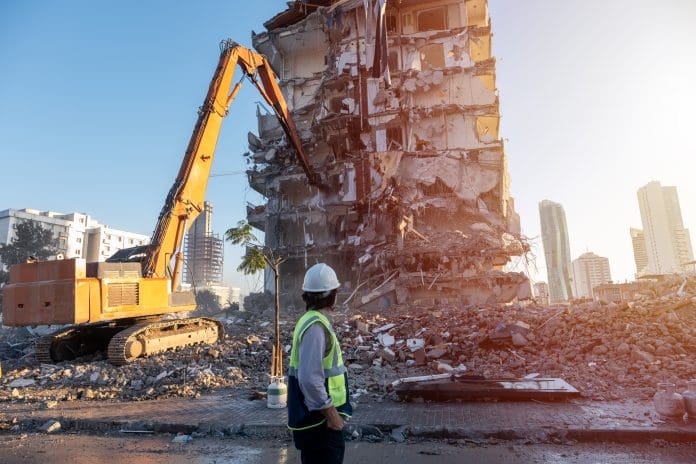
[288,263,352,464]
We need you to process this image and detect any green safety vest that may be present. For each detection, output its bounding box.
[287,309,351,430]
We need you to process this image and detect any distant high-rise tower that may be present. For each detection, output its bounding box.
[636,181,694,275]
[630,228,648,277]
[539,200,574,303]
[571,252,611,299]
[183,201,224,287]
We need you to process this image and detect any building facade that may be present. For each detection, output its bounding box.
[594,282,645,304]
[246,0,528,310]
[636,181,694,275]
[533,281,549,306]
[229,287,241,306]
[0,208,148,267]
[571,252,611,299]
[630,227,648,277]
[539,200,574,303]
[183,201,224,288]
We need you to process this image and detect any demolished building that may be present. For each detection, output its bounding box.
[246,0,529,311]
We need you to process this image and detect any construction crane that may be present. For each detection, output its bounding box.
[2,40,320,364]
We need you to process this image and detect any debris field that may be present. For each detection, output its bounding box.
[1,276,694,405]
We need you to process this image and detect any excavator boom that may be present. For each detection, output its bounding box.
[145,39,319,283]
[1,40,317,364]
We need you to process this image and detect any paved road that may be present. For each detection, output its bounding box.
[2,433,695,464]
[1,394,683,433]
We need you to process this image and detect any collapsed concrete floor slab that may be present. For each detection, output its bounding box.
[246,0,529,311]
[394,376,580,402]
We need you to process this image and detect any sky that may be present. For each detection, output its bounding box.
[1,0,695,294]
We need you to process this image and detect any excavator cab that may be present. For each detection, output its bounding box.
[106,245,151,263]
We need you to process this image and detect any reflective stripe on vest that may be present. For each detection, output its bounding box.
[288,310,349,430]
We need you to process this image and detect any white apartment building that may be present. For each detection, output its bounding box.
[571,252,612,299]
[0,208,149,267]
[636,181,694,275]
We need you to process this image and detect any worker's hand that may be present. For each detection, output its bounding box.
[321,406,345,431]
[327,414,345,431]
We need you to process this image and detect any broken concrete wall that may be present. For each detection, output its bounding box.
[247,0,527,311]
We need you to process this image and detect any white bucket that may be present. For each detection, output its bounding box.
[267,377,287,409]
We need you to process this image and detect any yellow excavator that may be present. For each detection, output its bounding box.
[2,40,319,365]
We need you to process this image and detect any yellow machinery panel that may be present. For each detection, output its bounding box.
[3,259,195,326]
[3,259,91,326]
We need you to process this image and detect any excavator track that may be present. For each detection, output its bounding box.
[33,324,124,363]
[107,317,224,365]
[34,332,63,363]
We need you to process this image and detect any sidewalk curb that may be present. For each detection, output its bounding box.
[565,428,696,444]
[384,425,696,443]
[11,416,696,444]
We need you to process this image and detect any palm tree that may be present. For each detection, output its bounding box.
[225,221,285,380]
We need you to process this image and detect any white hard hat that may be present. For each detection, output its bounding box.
[302,263,340,292]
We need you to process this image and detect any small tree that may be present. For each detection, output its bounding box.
[0,221,58,266]
[225,221,285,380]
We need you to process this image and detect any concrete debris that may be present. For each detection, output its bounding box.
[379,348,396,362]
[426,347,447,359]
[0,275,693,405]
[373,323,397,334]
[395,377,580,402]
[38,419,61,434]
[390,425,409,443]
[511,333,529,348]
[42,400,58,409]
[377,333,395,347]
[356,321,370,334]
[406,338,425,352]
[0,315,259,403]
[247,0,529,311]
[436,362,454,373]
[389,373,454,390]
[339,274,696,402]
[172,433,193,443]
[8,378,35,388]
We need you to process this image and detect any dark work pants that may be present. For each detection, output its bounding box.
[292,423,345,464]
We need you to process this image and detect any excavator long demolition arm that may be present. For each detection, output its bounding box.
[142,39,320,284]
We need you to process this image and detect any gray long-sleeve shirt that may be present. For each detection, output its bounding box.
[297,313,334,411]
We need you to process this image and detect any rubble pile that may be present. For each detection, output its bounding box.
[1,277,694,404]
[0,327,38,362]
[0,313,284,403]
[335,276,696,401]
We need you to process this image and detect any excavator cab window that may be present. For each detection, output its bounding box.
[106,245,150,263]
